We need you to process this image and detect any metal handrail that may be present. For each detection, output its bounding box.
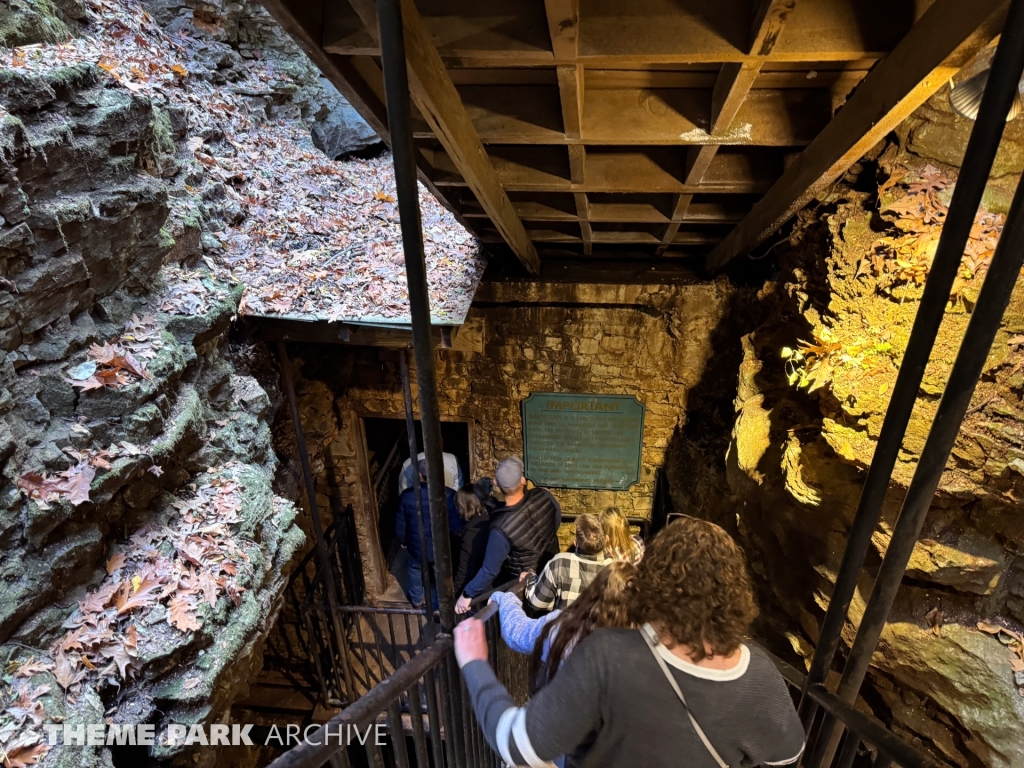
[771,653,939,768]
[271,586,940,768]
[265,634,454,768]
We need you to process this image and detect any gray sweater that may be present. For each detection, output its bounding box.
[462,627,805,768]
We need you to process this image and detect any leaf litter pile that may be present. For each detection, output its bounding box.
[862,164,1004,301]
[2,464,254,766]
[15,314,162,509]
[5,0,486,326]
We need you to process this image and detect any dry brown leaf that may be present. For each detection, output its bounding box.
[978,621,1003,634]
[15,658,54,678]
[115,568,168,616]
[17,463,96,506]
[106,553,127,575]
[53,650,85,691]
[2,740,49,768]
[168,596,201,633]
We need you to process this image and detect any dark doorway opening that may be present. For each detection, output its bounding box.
[362,417,471,598]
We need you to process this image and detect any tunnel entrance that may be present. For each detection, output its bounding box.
[362,416,472,602]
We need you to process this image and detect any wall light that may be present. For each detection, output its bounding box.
[949,69,1023,121]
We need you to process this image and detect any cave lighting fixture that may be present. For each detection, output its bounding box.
[949,68,1024,121]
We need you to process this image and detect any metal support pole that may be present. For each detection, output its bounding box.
[400,349,436,641]
[800,0,1024,720]
[377,0,456,630]
[276,341,356,703]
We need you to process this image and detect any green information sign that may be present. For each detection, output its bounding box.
[521,393,646,490]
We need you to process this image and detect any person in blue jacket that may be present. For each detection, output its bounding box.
[396,459,463,608]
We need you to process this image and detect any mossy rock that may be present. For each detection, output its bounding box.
[0,0,75,47]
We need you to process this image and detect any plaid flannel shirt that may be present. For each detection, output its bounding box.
[525,551,612,611]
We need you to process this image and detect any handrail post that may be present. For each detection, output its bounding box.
[400,349,437,641]
[800,0,1024,724]
[276,341,357,704]
[376,0,457,632]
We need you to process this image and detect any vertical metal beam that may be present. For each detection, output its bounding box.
[399,349,436,641]
[376,0,457,631]
[800,0,1024,721]
[276,341,356,702]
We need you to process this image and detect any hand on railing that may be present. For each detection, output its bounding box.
[453,618,488,667]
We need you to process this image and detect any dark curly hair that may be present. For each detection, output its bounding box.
[628,517,757,661]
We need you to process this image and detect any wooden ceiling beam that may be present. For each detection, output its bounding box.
[322,0,923,65]
[657,1,793,254]
[707,0,1007,271]
[410,86,829,145]
[579,0,924,63]
[580,87,828,146]
[430,148,776,193]
[480,230,720,245]
[576,192,594,255]
[462,200,746,225]
[345,0,539,274]
[584,68,867,90]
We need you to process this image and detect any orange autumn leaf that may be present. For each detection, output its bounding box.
[168,596,201,633]
[115,568,167,616]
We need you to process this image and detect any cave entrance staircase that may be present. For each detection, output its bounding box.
[262,0,1024,766]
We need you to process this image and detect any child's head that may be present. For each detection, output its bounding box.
[575,513,605,556]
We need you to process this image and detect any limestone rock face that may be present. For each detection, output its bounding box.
[717,89,1024,767]
[0,6,306,767]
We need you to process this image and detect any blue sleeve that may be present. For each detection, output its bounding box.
[491,592,561,655]
[463,530,510,597]
[395,497,407,547]
[447,490,464,533]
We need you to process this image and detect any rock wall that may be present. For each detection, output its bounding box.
[724,90,1024,767]
[0,0,388,764]
[277,278,738,597]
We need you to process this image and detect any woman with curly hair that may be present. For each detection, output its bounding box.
[456,517,804,768]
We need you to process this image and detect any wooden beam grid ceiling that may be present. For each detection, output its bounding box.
[257,0,1009,274]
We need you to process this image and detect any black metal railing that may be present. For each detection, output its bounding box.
[303,603,433,707]
[267,576,937,768]
[265,584,522,768]
[772,655,939,768]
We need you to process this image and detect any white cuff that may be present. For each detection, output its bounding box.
[496,707,519,767]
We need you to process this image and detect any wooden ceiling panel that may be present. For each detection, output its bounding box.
[578,0,928,63]
[264,0,1002,267]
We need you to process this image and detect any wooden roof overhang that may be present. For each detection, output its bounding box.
[259,0,1008,277]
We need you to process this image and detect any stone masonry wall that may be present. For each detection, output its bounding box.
[280,278,735,596]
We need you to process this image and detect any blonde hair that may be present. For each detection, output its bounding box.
[601,507,634,557]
